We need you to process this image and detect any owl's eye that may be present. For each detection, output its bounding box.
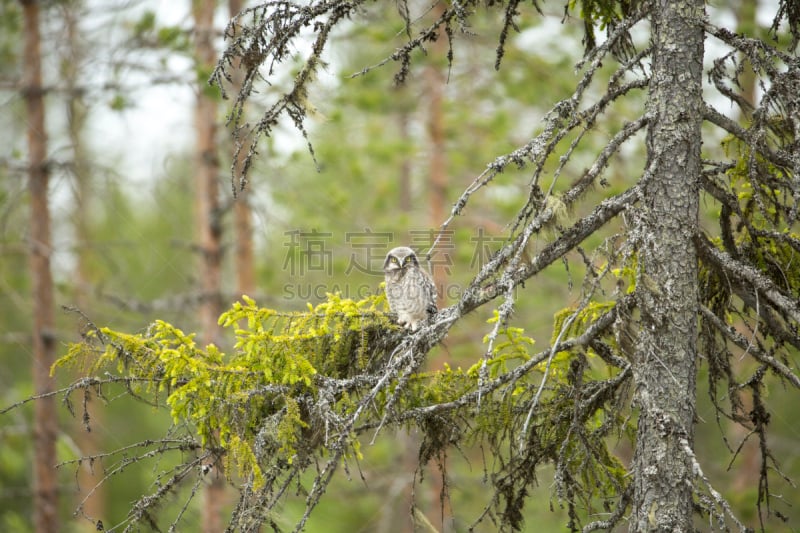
[391,257,399,264]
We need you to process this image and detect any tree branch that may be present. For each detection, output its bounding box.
[696,234,800,325]
[699,305,800,389]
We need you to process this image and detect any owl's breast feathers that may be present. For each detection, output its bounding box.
[383,246,438,331]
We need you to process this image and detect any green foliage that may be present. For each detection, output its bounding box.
[131,9,190,52]
[467,311,536,381]
[703,134,800,309]
[54,293,398,489]
[196,65,221,99]
[549,301,616,371]
[108,93,130,111]
[132,10,156,36]
[567,0,639,57]
[551,302,615,344]
[49,285,636,530]
[390,310,632,529]
[157,26,189,52]
[0,0,20,71]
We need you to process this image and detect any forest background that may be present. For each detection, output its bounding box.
[1,0,799,532]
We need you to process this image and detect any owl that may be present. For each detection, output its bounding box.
[383,246,438,331]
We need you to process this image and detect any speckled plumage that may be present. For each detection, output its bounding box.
[383,246,437,331]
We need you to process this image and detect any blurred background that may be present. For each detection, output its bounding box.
[1,0,797,531]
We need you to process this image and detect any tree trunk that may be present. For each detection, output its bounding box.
[631,1,704,531]
[64,6,107,530]
[192,1,225,531]
[735,0,757,112]
[425,16,448,308]
[21,1,59,531]
[233,184,254,297]
[398,107,412,213]
[420,11,452,530]
[229,0,256,299]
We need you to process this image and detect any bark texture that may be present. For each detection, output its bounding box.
[22,1,59,531]
[632,1,705,531]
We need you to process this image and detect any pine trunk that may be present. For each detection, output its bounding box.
[425,14,448,307]
[229,0,256,299]
[64,6,107,529]
[193,1,225,531]
[398,108,412,213]
[420,10,451,530]
[631,1,704,531]
[22,1,59,531]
